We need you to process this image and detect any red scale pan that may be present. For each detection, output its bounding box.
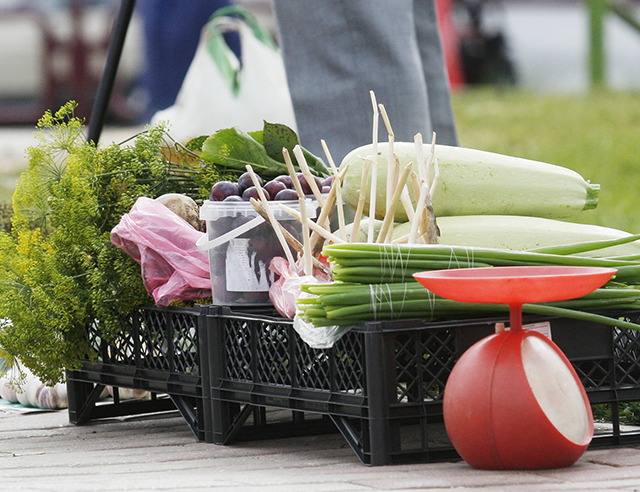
[414,266,617,470]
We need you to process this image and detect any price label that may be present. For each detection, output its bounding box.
[495,321,552,340]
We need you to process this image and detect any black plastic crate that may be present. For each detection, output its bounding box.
[67,304,213,442]
[554,312,640,449]
[206,307,640,466]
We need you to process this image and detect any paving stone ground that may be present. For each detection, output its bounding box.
[1,407,640,492]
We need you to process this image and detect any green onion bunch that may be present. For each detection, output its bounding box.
[297,237,640,330]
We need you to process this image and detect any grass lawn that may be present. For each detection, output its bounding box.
[452,87,640,233]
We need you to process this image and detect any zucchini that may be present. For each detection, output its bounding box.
[341,142,599,222]
[392,215,640,257]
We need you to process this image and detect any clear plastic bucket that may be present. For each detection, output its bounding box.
[198,199,317,305]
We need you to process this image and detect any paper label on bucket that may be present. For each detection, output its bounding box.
[225,238,273,292]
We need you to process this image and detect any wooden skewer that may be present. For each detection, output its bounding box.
[376,162,413,243]
[249,198,331,276]
[321,139,346,241]
[414,133,426,182]
[293,145,325,207]
[379,103,396,214]
[286,146,344,256]
[368,91,379,243]
[430,156,440,202]
[309,165,348,255]
[300,195,313,276]
[427,131,436,186]
[384,154,404,243]
[409,183,429,244]
[279,203,345,244]
[282,149,313,274]
[410,171,421,213]
[245,165,296,266]
[350,158,372,243]
[392,229,428,244]
[250,198,302,254]
[400,188,415,224]
[283,148,306,199]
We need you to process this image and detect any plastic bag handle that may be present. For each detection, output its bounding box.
[209,5,276,49]
[204,5,277,96]
[196,215,265,251]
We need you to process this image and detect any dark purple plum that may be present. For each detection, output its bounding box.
[231,214,254,229]
[222,195,243,202]
[263,180,286,199]
[274,175,293,188]
[322,185,331,193]
[211,216,234,235]
[238,171,261,194]
[322,175,334,188]
[273,188,299,201]
[296,173,313,195]
[210,180,240,201]
[242,186,269,201]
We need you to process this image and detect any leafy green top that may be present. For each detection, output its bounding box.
[0,103,220,383]
[200,122,329,178]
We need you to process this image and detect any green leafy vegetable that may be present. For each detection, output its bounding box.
[0,102,220,384]
[200,122,328,178]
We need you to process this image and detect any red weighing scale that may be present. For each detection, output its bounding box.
[414,266,617,470]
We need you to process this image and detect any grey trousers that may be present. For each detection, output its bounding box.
[272,0,458,163]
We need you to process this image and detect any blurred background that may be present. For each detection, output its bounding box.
[1,0,639,126]
[1,0,639,231]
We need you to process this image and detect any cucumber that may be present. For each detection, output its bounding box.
[341,142,599,222]
[392,215,640,257]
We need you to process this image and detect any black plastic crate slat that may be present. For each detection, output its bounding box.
[67,304,211,443]
[207,307,640,466]
[69,303,640,465]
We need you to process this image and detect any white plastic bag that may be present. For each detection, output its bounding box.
[292,276,353,349]
[151,6,297,142]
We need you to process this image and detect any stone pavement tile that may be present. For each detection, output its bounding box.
[524,462,640,491]
[6,408,640,492]
[583,446,640,467]
[345,463,561,491]
[475,478,640,492]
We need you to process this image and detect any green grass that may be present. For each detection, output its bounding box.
[452,88,640,233]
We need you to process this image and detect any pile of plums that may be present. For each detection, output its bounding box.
[209,171,334,202]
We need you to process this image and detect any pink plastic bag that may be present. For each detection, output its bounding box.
[268,256,332,319]
[111,196,212,307]
[268,257,299,318]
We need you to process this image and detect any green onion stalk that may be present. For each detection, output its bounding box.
[295,237,640,330]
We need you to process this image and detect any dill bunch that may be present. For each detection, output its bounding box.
[0,102,224,384]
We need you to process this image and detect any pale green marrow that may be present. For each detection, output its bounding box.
[340,142,599,222]
[392,215,640,257]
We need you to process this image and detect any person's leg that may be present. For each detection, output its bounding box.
[414,0,458,145]
[137,0,237,120]
[273,0,435,162]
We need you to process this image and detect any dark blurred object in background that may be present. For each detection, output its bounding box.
[0,0,243,126]
[0,0,143,125]
[454,0,517,86]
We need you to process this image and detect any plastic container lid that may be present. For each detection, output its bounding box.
[200,198,318,220]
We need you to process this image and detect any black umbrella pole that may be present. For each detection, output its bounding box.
[87,0,137,144]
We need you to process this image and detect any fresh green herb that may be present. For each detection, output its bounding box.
[0,102,223,384]
[0,202,11,233]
